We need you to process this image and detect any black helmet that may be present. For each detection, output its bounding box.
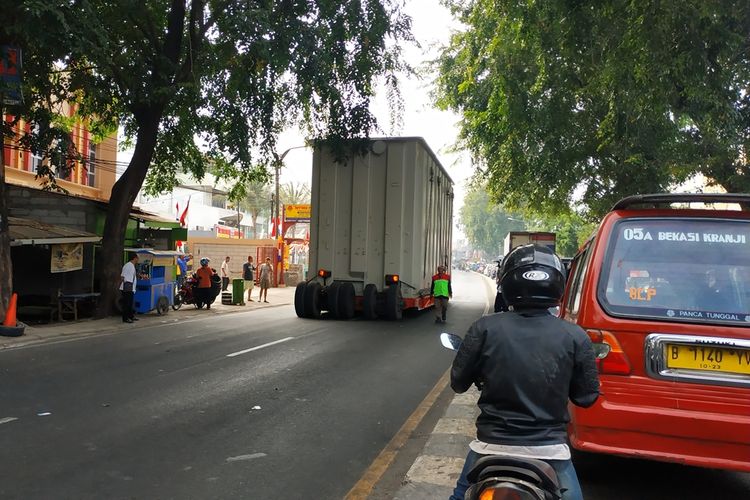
[500,244,566,309]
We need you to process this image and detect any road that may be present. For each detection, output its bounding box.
[0,272,487,500]
[3,270,749,499]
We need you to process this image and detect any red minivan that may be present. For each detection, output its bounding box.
[561,193,750,472]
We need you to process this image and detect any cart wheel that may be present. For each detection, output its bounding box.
[294,283,307,318]
[363,284,378,320]
[172,292,183,311]
[303,281,322,319]
[338,282,355,320]
[156,296,169,315]
[384,283,403,321]
[327,282,342,319]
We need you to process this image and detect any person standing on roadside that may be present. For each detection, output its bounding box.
[431,265,453,323]
[120,253,139,323]
[176,253,192,289]
[258,257,273,303]
[220,256,231,291]
[196,257,216,309]
[242,255,256,304]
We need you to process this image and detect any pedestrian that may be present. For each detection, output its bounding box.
[176,253,192,289]
[120,253,139,323]
[258,257,273,303]
[220,256,231,291]
[431,265,452,323]
[242,255,256,304]
[449,245,599,500]
[196,257,216,309]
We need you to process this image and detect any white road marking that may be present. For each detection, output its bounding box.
[226,453,267,462]
[0,417,18,425]
[226,337,295,358]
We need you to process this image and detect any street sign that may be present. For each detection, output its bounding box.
[0,46,23,106]
[284,204,311,222]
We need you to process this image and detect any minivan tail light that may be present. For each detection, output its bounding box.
[586,329,631,375]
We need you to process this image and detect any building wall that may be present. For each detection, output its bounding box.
[187,237,276,281]
[3,108,117,202]
[7,184,97,231]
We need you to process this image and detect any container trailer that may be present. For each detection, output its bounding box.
[295,137,453,320]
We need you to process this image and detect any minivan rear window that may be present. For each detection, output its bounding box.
[599,218,750,326]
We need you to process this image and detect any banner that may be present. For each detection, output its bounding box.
[0,46,23,106]
[51,243,84,273]
[215,224,240,239]
[284,204,311,222]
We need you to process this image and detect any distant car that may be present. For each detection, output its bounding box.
[561,193,750,472]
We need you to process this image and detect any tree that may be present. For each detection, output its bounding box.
[280,181,311,206]
[459,185,526,258]
[4,1,412,316]
[435,0,750,219]
[240,181,273,239]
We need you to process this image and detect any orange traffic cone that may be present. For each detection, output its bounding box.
[3,293,18,327]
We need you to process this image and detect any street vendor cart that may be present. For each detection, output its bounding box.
[127,249,183,315]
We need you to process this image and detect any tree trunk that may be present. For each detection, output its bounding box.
[96,115,161,317]
[0,120,12,320]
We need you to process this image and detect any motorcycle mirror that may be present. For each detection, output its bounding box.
[440,332,462,351]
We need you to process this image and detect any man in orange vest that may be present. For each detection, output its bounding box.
[431,265,453,323]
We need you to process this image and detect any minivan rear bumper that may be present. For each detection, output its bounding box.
[568,398,750,472]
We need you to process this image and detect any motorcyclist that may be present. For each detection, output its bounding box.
[449,244,600,500]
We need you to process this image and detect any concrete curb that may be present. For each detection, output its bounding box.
[393,388,480,499]
[1,285,296,350]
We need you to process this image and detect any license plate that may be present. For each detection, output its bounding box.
[665,344,750,375]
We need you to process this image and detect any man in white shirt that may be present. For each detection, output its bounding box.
[120,253,139,323]
[220,256,231,291]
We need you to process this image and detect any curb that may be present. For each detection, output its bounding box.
[393,388,480,499]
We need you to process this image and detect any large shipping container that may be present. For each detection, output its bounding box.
[503,231,556,256]
[295,137,453,320]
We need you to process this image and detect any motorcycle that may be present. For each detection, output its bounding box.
[173,271,221,310]
[440,332,564,500]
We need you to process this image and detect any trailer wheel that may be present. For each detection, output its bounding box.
[294,283,307,318]
[363,284,378,320]
[384,283,403,321]
[338,282,355,320]
[326,282,342,318]
[304,281,322,319]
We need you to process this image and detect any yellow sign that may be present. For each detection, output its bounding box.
[285,204,311,222]
[51,243,84,273]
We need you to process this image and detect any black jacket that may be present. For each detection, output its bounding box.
[451,309,599,446]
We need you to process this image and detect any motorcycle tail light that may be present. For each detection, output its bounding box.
[586,329,631,375]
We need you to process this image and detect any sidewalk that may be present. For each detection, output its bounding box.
[1,284,296,350]
[391,383,480,499]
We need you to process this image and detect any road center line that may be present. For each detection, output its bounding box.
[0,417,19,425]
[226,337,295,358]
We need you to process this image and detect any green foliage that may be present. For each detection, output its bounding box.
[523,212,597,258]
[436,0,750,220]
[5,0,412,189]
[459,185,525,258]
[280,182,311,205]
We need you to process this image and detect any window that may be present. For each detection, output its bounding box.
[28,124,42,172]
[87,141,96,187]
[599,218,750,326]
[565,241,593,317]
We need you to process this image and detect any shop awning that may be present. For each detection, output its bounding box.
[8,217,101,246]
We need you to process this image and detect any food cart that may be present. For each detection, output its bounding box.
[127,248,182,315]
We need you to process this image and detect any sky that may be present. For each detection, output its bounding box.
[120,0,472,241]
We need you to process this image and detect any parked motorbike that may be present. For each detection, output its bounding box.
[173,271,221,310]
[440,332,564,500]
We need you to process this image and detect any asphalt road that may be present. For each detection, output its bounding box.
[0,271,488,500]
